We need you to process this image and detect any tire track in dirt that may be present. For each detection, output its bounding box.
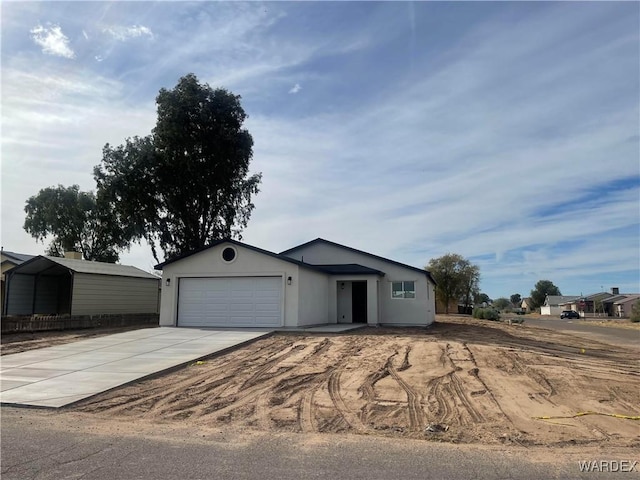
[502,350,557,405]
[327,369,368,433]
[398,346,411,371]
[194,343,324,420]
[426,374,454,424]
[240,344,306,389]
[358,350,397,401]
[206,337,364,427]
[386,354,426,432]
[299,382,323,433]
[464,344,514,424]
[450,372,484,423]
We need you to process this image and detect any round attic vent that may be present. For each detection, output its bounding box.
[222,246,237,263]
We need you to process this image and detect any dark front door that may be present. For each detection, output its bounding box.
[352,281,367,324]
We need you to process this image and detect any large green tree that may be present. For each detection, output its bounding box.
[24,185,124,262]
[426,254,480,314]
[493,297,512,311]
[94,74,262,263]
[530,280,561,309]
[510,293,522,306]
[475,293,491,305]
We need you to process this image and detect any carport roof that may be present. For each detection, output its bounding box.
[8,256,159,280]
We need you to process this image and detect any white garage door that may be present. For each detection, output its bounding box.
[178,277,282,327]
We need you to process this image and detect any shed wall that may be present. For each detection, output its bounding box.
[71,273,160,315]
[5,274,34,315]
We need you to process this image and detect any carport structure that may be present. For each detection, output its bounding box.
[3,256,160,316]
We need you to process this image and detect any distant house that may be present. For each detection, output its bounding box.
[1,250,35,316]
[602,294,640,318]
[541,295,580,316]
[4,253,160,316]
[520,297,533,313]
[561,292,614,315]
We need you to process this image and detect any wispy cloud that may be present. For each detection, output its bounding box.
[30,23,75,58]
[104,24,153,41]
[3,2,638,297]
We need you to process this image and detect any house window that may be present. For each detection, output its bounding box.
[392,281,415,299]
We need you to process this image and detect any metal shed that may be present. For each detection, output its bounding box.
[3,256,160,316]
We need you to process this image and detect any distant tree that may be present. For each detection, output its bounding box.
[426,254,480,314]
[631,300,640,323]
[510,293,522,306]
[459,263,480,311]
[475,293,491,305]
[530,280,561,310]
[23,185,125,262]
[493,297,511,311]
[95,73,262,263]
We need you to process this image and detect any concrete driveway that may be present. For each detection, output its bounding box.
[0,328,272,408]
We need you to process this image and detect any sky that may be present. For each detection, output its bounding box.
[1,1,639,300]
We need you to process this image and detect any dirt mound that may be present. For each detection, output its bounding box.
[74,318,640,447]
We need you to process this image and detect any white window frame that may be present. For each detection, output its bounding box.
[391,281,416,299]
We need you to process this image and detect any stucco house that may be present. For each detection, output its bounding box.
[604,294,640,318]
[3,253,160,316]
[520,297,533,313]
[155,238,436,328]
[540,295,580,316]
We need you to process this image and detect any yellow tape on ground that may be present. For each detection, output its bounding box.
[533,411,640,421]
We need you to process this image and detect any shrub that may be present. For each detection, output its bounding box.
[631,300,640,323]
[483,308,501,321]
[472,308,500,321]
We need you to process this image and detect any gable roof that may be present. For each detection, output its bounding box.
[584,292,614,301]
[280,238,436,284]
[154,238,331,274]
[9,255,158,280]
[607,294,640,305]
[546,295,580,306]
[1,250,35,265]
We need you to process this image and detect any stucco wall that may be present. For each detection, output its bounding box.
[159,243,302,327]
[285,243,435,326]
[336,281,353,323]
[540,305,563,316]
[297,268,330,326]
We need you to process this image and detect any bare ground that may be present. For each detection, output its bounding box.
[64,316,640,448]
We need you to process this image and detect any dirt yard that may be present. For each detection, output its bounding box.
[66,316,640,448]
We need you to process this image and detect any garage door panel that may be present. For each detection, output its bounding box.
[178,277,282,327]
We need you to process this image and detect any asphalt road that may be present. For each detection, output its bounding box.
[521,317,640,349]
[2,408,636,480]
